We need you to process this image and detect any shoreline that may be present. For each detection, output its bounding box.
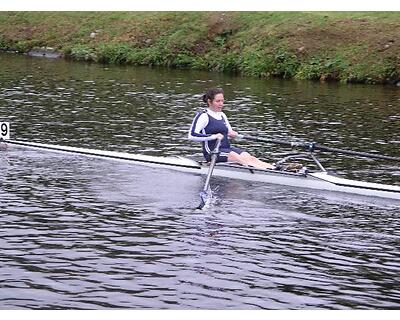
[1,12,400,86]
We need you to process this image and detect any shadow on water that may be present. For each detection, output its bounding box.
[1,53,400,309]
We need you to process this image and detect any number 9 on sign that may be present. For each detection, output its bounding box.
[0,122,10,140]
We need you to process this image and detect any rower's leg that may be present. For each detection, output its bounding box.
[239,152,275,169]
[228,152,274,170]
[227,151,249,166]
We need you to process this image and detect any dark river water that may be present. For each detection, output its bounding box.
[0,53,399,309]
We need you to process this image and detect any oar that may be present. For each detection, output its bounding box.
[197,138,222,209]
[312,144,400,161]
[239,134,400,161]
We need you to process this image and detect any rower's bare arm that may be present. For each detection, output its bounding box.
[228,130,238,138]
[213,133,224,140]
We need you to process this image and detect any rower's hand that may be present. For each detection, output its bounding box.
[212,133,224,140]
[228,130,238,139]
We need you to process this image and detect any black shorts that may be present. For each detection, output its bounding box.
[204,146,244,163]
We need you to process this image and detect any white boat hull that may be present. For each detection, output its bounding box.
[5,139,400,201]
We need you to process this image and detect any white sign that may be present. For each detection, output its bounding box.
[0,122,10,140]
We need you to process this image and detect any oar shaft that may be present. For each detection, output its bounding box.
[203,139,222,192]
[315,144,400,161]
[240,134,400,161]
[239,135,310,149]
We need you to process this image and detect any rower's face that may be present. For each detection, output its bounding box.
[209,93,224,112]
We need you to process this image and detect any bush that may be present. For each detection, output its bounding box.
[170,52,196,68]
[239,51,275,77]
[68,44,96,61]
[206,51,240,73]
[296,54,349,81]
[272,50,300,78]
[381,57,400,83]
[343,57,400,84]
[96,43,133,64]
[295,57,324,80]
[238,49,300,78]
[14,40,32,53]
[0,36,11,50]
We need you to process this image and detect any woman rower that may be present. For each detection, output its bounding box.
[188,88,275,170]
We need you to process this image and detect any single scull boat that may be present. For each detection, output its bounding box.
[4,139,400,201]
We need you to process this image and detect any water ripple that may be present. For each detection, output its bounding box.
[1,54,400,309]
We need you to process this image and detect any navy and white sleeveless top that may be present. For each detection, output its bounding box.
[188,108,233,157]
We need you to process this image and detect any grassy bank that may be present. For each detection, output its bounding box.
[1,12,400,85]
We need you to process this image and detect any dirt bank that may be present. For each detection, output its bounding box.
[1,12,400,85]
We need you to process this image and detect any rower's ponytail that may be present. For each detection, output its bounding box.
[202,88,224,105]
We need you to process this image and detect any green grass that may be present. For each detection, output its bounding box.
[1,12,400,84]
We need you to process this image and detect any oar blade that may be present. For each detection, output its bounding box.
[197,189,212,210]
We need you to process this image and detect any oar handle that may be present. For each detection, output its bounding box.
[238,134,400,161]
